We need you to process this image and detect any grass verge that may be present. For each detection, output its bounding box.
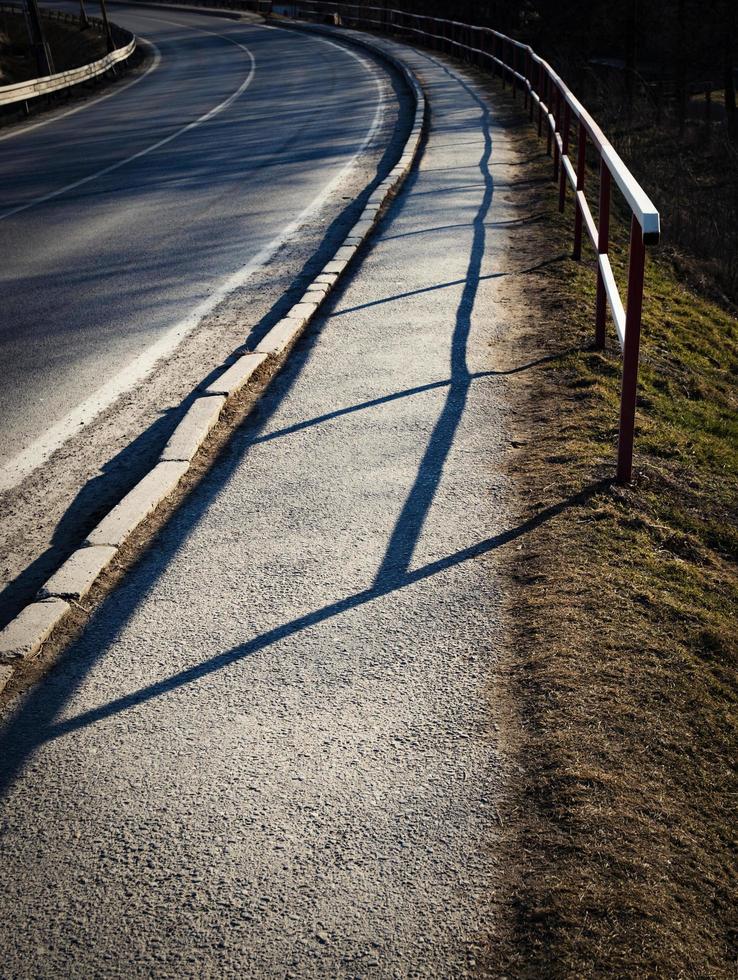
[495,135,737,976]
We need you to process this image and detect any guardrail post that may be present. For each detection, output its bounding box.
[98,0,115,51]
[552,87,561,178]
[537,65,543,135]
[523,49,528,110]
[558,100,571,210]
[617,216,646,483]
[511,41,517,98]
[595,162,611,348]
[573,121,586,258]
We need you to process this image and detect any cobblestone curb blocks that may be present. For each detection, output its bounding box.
[160,395,226,462]
[38,545,118,601]
[0,599,70,665]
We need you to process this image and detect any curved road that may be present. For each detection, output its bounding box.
[0,4,384,486]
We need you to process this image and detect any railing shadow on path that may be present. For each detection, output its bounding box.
[0,37,413,634]
[0,49,600,801]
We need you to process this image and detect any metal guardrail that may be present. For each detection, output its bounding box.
[291,1,661,483]
[0,4,136,107]
[116,0,271,11]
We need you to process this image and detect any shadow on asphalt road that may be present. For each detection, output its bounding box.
[0,44,412,635]
[0,54,609,803]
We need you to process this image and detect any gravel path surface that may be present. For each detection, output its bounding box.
[0,39,523,977]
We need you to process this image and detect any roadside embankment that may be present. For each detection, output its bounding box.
[0,5,143,126]
[0,8,109,84]
[483,75,737,977]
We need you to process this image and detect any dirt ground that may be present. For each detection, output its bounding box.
[464,74,737,979]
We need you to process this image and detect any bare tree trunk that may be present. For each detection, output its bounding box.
[724,1,737,137]
[676,0,687,135]
[625,0,638,112]
[22,0,53,76]
[98,0,115,52]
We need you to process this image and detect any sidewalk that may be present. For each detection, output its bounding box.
[0,39,529,977]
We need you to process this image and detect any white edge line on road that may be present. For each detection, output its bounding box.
[0,25,384,491]
[0,38,162,145]
[0,22,256,222]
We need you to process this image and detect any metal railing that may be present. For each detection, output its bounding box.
[0,3,136,107]
[118,0,272,12]
[289,1,661,483]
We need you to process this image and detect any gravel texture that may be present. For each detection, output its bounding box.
[0,40,527,978]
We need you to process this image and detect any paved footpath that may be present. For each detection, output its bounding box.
[0,37,526,978]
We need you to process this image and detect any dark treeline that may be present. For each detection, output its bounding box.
[382,1,737,134]
[353,0,738,299]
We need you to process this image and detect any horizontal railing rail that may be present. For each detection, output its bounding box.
[288,0,661,483]
[0,4,136,107]
[115,0,272,12]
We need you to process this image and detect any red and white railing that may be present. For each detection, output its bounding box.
[289,1,661,483]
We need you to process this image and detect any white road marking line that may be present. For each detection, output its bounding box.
[0,28,256,222]
[0,38,162,145]
[0,26,384,490]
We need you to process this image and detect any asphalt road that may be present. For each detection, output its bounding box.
[0,4,384,486]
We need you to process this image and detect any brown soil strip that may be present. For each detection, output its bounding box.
[467,78,737,978]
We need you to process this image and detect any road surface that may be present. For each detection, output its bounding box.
[0,30,538,976]
[0,3,384,487]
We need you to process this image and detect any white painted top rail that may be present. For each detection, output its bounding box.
[290,0,660,482]
[295,1,660,242]
[528,54,660,241]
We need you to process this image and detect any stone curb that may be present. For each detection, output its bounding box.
[0,599,71,666]
[203,351,269,396]
[160,395,226,462]
[0,21,427,693]
[85,461,191,548]
[38,545,118,601]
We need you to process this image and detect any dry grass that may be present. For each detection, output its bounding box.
[578,71,738,307]
[489,135,737,976]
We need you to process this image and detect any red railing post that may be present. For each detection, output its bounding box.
[595,161,611,348]
[617,216,647,483]
[537,62,544,135]
[552,87,561,179]
[523,49,529,111]
[558,100,571,211]
[511,41,517,98]
[573,120,587,259]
